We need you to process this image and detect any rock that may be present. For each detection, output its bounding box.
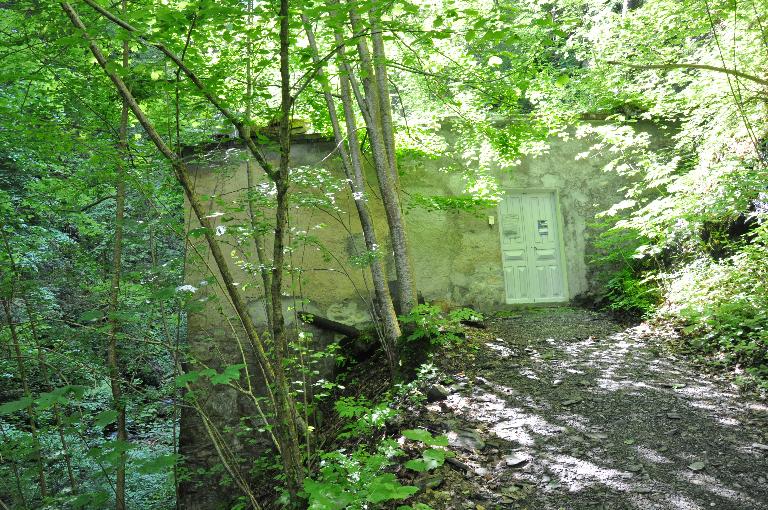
[445,457,470,472]
[627,464,643,473]
[427,384,451,402]
[504,453,529,467]
[424,475,444,490]
[475,376,491,386]
[474,467,489,477]
[452,429,486,451]
[688,461,706,472]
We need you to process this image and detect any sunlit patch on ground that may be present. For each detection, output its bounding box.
[415,307,768,509]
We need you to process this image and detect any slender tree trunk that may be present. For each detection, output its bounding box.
[0,231,47,501]
[345,1,417,314]
[60,3,305,504]
[0,422,28,509]
[2,299,47,500]
[22,298,77,494]
[369,1,400,191]
[245,161,275,332]
[106,12,130,507]
[269,0,305,502]
[243,0,274,333]
[302,14,401,376]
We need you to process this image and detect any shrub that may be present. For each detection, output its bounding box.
[399,304,482,346]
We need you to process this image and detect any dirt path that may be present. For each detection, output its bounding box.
[411,307,768,510]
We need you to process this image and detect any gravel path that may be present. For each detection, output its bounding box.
[413,307,768,509]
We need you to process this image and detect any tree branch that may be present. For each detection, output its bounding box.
[61,194,116,213]
[79,0,279,179]
[607,60,768,87]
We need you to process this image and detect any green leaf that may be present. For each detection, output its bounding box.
[0,397,33,415]
[175,368,216,387]
[187,227,210,238]
[404,459,429,472]
[151,286,177,300]
[304,478,354,510]
[136,453,180,474]
[80,309,105,321]
[405,448,449,472]
[402,429,449,446]
[35,385,86,410]
[72,491,110,509]
[367,473,419,503]
[94,409,118,428]
[210,364,245,385]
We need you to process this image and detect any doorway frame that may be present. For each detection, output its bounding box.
[498,188,570,304]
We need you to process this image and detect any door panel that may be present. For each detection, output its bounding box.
[499,194,531,303]
[499,191,567,304]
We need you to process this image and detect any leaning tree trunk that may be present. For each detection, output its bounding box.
[0,232,47,501]
[60,4,305,505]
[345,0,417,315]
[369,1,400,191]
[301,14,401,375]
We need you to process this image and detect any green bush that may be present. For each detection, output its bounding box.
[663,222,768,383]
[590,223,661,316]
[603,267,659,316]
[398,304,482,346]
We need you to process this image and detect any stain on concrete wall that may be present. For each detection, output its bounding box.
[177,122,657,507]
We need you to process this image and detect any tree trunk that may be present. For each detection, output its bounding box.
[0,232,47,501]
[23,298,77,494]
[1,299,47,501]
[106,12,130,506]
[243,0,274,334]
[269,0,305,502]
[60,3,305,505]
[302,14,402,375]
[345,1,417,314]
[369,1,400,191]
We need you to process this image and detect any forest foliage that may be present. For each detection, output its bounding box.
[0,0,766,508]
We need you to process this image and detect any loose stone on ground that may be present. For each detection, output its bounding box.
[410,307,768,509]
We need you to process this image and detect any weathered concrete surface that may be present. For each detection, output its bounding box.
[178,123,658,507]
[183,125,645,317]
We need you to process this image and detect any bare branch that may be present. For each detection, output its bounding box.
[607,60,768,87]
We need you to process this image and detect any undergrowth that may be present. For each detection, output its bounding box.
[303,307,481,509]
[596,218,768,389]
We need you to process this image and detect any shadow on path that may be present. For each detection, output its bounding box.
[420,308,768,509]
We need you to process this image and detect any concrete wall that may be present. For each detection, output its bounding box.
[178,123,651,507]
[183,124,647,320]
